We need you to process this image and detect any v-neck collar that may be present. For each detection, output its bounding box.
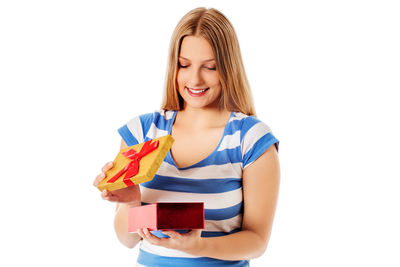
[166,110,233,170]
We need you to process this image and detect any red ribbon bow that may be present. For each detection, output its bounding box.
[107,140,160,187]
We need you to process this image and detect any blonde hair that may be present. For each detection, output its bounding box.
[161,7,256,116]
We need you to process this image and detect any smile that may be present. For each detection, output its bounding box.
[186,87,209,96]
[187,87,209,92]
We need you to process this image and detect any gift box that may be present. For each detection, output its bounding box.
[128,202,204,233]
[97,135,174,192]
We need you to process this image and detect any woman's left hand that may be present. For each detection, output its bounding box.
[137,228,203,254]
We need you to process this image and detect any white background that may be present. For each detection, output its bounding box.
[1,0,399,266]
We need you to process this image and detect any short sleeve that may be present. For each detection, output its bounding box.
[117,112,154,146]
[241,116,279,169]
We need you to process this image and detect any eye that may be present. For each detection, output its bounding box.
[206,67,216,71]
[178,63,188,68]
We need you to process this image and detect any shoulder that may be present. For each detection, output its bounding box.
[229,112,272,137]
[229,112,279,168]
[118,109,177,145]
[158,109,176,120]
[125,109,176,127]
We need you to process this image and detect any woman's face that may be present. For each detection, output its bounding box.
[176,36,222,109]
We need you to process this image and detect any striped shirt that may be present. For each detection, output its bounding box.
[118,109,279,267]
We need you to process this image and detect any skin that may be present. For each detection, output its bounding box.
[94,35,280,260]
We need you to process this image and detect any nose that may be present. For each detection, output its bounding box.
[189,67,203,86]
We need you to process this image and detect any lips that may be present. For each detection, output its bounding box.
[186,87,209,97]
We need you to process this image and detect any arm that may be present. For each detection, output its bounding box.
[112,139,143,248]
[140,144,280,260]
[114,202,142,248]
[196,144,280,260]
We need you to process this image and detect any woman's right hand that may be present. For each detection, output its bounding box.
[94,161,141,204]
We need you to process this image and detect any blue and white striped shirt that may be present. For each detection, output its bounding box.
[118,109,279,267]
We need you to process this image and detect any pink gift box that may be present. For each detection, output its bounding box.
[128,202,204,233]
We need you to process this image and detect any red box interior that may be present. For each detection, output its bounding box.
[157,202,204,230]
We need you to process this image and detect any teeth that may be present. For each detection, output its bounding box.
[188,88,208,93]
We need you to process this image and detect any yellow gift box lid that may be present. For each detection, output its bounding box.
[97,135,174,192]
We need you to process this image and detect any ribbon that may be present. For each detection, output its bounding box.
[107,140,160,187]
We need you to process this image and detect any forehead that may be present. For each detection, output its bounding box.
[179,36,215,61]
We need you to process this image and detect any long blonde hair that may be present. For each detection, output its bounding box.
[161,7,256,116]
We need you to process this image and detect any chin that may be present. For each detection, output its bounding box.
[179,90,221,109]
[184,102,208,109]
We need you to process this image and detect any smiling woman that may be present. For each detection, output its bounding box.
[176,36,222,109]
[94,7,280,267]
[162,7,255,115]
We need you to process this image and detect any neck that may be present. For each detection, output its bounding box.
[177,106,230,129]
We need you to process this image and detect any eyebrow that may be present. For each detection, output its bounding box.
[179,56,215,63]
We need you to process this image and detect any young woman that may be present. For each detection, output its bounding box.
[94,7,280,267]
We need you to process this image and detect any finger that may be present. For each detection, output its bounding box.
[142,228,153,239]
[104,195,119,202]
[93,173,106,186]
[142,228,163,245]
[161,231,180,239]
[137,229,144,238]
[101,190,119,202]
[101,189,110,199]
[187,229,202,237]
[102,161,114,173]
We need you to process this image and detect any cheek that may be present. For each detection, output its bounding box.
[176,70,188,85]
[205,73,220,87]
